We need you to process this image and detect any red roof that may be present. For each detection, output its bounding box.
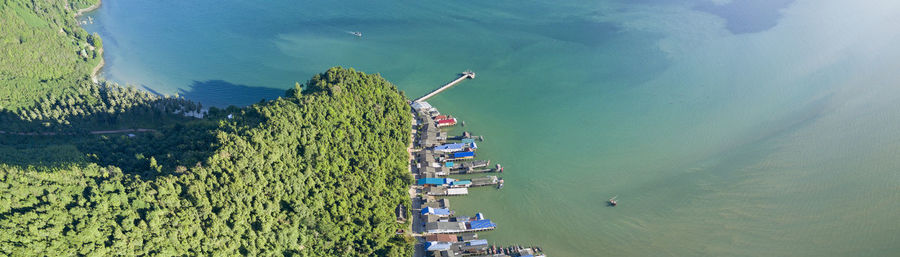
[425,234,458,242]
[437,118,456,124]
[434,115,448,120]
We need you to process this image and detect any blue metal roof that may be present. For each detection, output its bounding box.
[468,239,488,246]
[445,162,455,167]
[417,178,449,185]
[425,241,452,251]
[435,143,465,151]
[421,207,452,216]
[451,180,472,186]
[468,219,496,229]
[453,151,475,158]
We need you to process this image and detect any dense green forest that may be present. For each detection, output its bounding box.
[1,68,414,256]
[1,0,414,255]
[0,0,103,111]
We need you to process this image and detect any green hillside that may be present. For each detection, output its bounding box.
[0,0,102,111]
[0,0,414,255]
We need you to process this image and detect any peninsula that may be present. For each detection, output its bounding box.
[1,0,413,255]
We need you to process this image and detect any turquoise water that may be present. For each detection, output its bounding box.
[84,0,900,256]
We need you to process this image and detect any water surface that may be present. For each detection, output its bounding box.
[84,0,900,255]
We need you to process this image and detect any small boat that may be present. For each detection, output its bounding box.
[608,195,618,207]
[350,31,362,37]
[497,183,504,189]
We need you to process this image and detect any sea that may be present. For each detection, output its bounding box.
[82,0,900,256]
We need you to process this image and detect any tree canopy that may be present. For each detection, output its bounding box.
[1,0,415,255]
[1,67,414,256]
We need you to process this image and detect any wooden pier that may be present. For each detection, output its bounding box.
[448,131,484,142]
[414,70,475,102]
[470,176,503,187]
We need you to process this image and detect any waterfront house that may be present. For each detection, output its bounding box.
[467,219,497,231]
[422,166,450,177]
[421,207,453,217]
[434,143,465,153]
[445,188,468,196]
[425,234,459,243]
[425,221,467,234]
[434,142,477,153]
[412,101,435,112]
[425,241,452,251]
[425,187,468,196]
[422,197,450,209]
[450,180,472,188]
[436,118,458,127]
[426,215,447,223]
[418,178,454,186]
[444,151,475,161]
[458,239,490,254]
[459,233,478,241]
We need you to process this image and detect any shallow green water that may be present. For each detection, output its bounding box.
[84,0,900,255]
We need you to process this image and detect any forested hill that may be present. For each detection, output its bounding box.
[1,0,205,133]
[0,0,103,111]
[1,68,415,256]
[1,0,415,255]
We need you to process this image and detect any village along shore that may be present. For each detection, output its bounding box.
[401,72,546,257]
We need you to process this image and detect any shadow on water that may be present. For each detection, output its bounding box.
[140,84,164,96]
[178,80,284,108]
[0,90,226,181]
[695,0,796,34]
[0,79,289,179]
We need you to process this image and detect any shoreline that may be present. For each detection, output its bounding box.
[90,48,105,83]
[74,0,104,83]
[74,0,102,17]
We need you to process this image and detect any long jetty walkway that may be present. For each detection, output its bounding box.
[414,71,475,102]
